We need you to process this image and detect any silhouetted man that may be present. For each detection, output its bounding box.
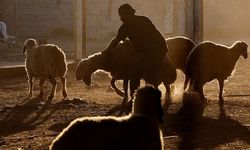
[104,3,168,90]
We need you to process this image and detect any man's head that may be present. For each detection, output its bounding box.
[118,4,135,22]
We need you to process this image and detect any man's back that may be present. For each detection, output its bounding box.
[118,15,166,52]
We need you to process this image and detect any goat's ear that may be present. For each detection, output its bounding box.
[23,45,27,54]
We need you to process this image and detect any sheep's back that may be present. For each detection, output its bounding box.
[51,115,162,150]
[167,37,195,72]
[108,42,136,77]
[27,45,67,78]
[52,118,125,149]
[186,42,229,82]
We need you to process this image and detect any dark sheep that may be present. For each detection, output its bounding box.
[76,40,176,113]
[50,86,164,150]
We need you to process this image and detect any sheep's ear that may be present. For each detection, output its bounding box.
[23,45,27,54]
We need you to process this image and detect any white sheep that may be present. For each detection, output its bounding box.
[23,38,68,99]
[186,41,248,103]
[50,86,164,150]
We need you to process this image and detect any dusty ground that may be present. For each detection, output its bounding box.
[0,57,250,150]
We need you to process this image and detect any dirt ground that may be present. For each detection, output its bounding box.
[0,57,250,150]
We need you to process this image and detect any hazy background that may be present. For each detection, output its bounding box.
[0,0,249,64]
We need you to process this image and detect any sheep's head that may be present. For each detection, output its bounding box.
[133,86,164,124]
[75,59,92,86]
[23,38,37,54]
[235,41,248,59]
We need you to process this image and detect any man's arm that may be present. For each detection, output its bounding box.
[103,24,127,52]
[104,37,121,52]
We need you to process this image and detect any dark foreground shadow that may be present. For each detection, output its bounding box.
[162,94,250,149]
[0,97,87,136]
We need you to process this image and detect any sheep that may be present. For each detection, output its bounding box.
[107,36,195,97]
[166,36,195,90]
[50,86,164,150]
[76,40,176,113]
[75,41,132,102]
[186,41,248,103]
[23,38,68,99]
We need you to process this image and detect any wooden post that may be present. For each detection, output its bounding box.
[108,0,113,18]
[193,0,203,44]
[73,0,86,60]
[15,0,19,40]
[185,0,194,40]
[82,0,86,58]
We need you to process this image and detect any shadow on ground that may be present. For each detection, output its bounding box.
[0,97,88,136]
[162,94,250,149]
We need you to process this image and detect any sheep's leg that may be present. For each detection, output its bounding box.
[38,78,45,98]
[129,62,143,100]
[183,76,190,91]
[185,78,194,92]
[194,81,206,102]
[27,76,34,98]
[123,79,129,103]
[110,78,124,97]
[118,79,140,115]
[189,79,194,91]
[48,77,57,99]
[61,77,68,99]
[218,79,226,118]
[163,82,171,112]
[218,79,225,104]
[129,79,140,100]
[119,79,129,116]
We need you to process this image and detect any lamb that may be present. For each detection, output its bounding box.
[50,86,164,150]
[76,40,176,113]
[23,38,68,99]
[186,41,248,103]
